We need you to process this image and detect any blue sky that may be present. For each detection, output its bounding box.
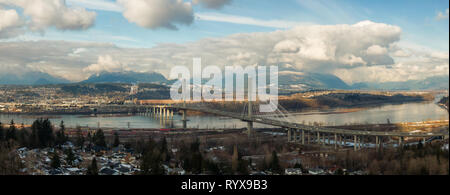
[14,0,447,50]
[0,0,448,83]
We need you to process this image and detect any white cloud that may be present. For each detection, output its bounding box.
[117,0,194,30]
[338,54,367,67]
[392,49,411,58]
[0,7,24,38]
[366,45,388,56]
[192,0,231,9]
[0,0,96,31]
[196,12,308,29]
[66,0,123,12]
[83,55,130,73]
[1,21,445,84]
[430,51,449,60]
[436,8,449,20]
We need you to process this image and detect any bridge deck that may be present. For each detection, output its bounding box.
[169,106,448,138]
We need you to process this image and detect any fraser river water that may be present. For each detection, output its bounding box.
[1,96,448,129]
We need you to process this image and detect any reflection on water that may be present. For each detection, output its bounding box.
[1,99,448,129]
[287,101,448,126]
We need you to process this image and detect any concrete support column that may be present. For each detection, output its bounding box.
[307,133,310,144]
[317,132,320,144]
[360,136,363,149]
[247,122,253,138]
[334,133,337,150]
[302,130,305,145]
[163,108,167,119]
[375,136,379,151]
[354,135,357,151]
[293,130,297,143]
[247,77,253,138]
[328,134,331,145]
[182,109,187,129]
[288,129,292,142]
[322,133,326,146]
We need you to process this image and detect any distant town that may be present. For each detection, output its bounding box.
[0,82,448,175]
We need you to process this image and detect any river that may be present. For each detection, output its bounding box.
[1,96,448,129]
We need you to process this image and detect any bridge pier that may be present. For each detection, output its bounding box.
[375,136,379,151]
[302,130,305,145]
[334,133,337,150]
[322,133,325,146]
[354,135,357,151]
[307,132,311,144]
[287,128,292,142]
[293,129,297,143]
[359,136,362,149]
[317,132,320,144]
[328,134,331,145]
[247,122,254,137]
[182,109,187,129]
[163,108,166,119]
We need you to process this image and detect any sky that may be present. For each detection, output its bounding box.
[0,0,448,84]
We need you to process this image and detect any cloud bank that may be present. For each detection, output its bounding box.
[0,21,447,84]
[118,0,194,30]
[0,0,96,36]
[0,7,24,38]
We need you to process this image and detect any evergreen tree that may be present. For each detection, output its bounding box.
[32,119,54,148]
[190,152,203,174]
[65,149,76,166]
[140,149,165,175]
[6,120,17,141]
[158,137,170,162]
[51,152,61,169]
[75,129,84,149]
[113,131,120,147]
[29,125,40,148]
[294,162,304,170]
[17,128,29,147]
[270,151,282,174]
[237,159,249,175]
[0,122,4,142]
[86,132,92,150]
[55,121,67,146]
[190,138,200,153]
[334,168,344,175]
[93,129,106,148]
[87,157,98,175]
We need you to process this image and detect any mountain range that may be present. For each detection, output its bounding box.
[0,70,448,91]
[0,71,70,85]
[350,75,449,90]
[81,71,168,84]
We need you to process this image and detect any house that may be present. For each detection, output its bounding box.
[285,168,303,175]
[308,168,325,175]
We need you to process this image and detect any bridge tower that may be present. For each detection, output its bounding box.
[182,100,188,129]
[246,77,254,138]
